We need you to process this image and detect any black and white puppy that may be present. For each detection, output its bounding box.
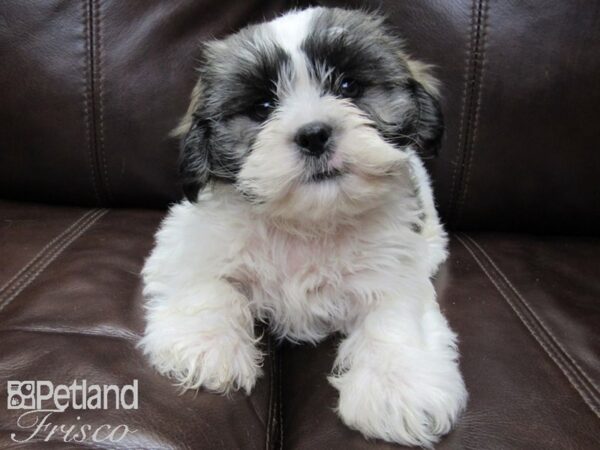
[140,7,467,447]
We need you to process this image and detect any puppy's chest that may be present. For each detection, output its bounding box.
[238,230,353,299]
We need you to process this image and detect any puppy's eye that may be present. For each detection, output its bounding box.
[250,99,275,121]
[338,78,362,98]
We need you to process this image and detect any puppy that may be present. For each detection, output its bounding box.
[140,7,467,447]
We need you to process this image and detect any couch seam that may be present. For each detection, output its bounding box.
[93,0,111,204]
[448,0,476,222]
[448,0,488,227]
[278,343,283,450]
[464,234,600,397]
[84,0,110,205]
[456,234,600,418]
[0,209,109,315]
[266,336,274,450]
[456,0,489,222]
[82,0,101,203]
[0,210,97,296]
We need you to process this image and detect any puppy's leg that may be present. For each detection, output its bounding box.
[407,150,449,276]
[140,279,262,393]
[139,202,261,393]
[331,280,467,447]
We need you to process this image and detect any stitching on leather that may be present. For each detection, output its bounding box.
[464,235,600,397]
[456,234,600,417]
[457,0,489,219]
[457,234,600,417]
[82,0,101,203]
[266,336,274,450]
[0,210,96,296]
[0,325,140,342]
[0,210,108,314]
[94,0,111,203]
[449,0,488,227]
[449,0,477,224]
[0,209,107,310]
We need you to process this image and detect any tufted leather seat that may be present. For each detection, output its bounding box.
[1,1,598,448]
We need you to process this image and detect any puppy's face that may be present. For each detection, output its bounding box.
[179,7,443,220]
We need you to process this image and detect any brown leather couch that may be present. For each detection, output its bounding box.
[1,1,599,448]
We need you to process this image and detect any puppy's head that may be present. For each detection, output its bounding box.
[177,7,443,221]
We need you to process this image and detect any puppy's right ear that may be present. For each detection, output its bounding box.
[173,79,212,202]
[179,118,211,202]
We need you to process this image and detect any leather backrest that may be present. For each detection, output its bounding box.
[0,0,288,208]
[1,0,599,233]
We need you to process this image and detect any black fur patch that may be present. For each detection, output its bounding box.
[200,31,291,120]
[302,9,408,91]
[301,9,443,159]
[179,29,291,200]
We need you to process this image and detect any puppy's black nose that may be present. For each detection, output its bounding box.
[294,122,332,157]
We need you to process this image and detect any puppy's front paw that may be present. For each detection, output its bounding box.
[140,324,263,394]
[330,363,467,447]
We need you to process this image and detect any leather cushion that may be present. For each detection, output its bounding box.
[280,234,600,449]
[0,202,598,447]
[0,201,280,449]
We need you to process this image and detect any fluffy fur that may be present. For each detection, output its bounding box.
[140,7,467,447]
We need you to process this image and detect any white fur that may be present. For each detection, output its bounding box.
[140,8,466,448]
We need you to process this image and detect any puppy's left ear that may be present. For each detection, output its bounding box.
[409,80,444,158]
[406,61,444,158]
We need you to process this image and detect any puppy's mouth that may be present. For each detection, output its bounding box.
[308,169,343,183]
